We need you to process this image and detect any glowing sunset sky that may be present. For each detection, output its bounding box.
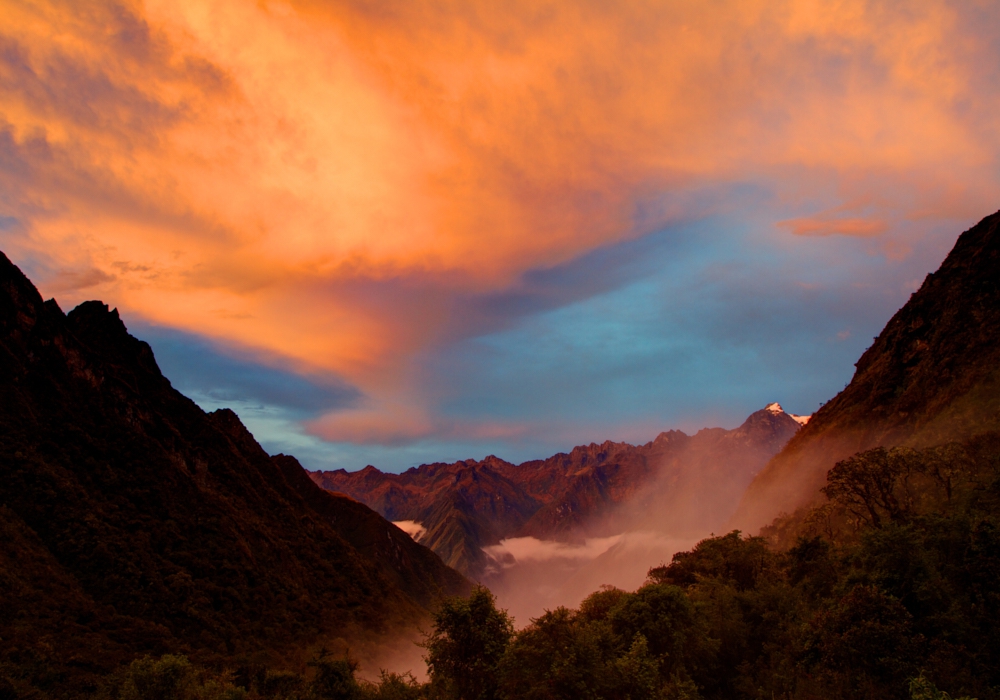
[2,0,999,470]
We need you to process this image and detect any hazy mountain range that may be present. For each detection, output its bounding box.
[311,404,804,578]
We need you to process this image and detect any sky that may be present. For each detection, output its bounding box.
[1,0,999,472]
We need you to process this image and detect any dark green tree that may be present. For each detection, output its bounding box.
[609,634,662,700]
[577,585,629,624]
[909,674,976,700]
[607,583,696,670]
[99,655,197,700]
[823,448,922,528]
[360,670,424,700]
[649,531,775,592]
[498,607,607,700]
[424,585,513,700]
[309,650,363,700]
[804,584,921,700]
[98,655,247,700]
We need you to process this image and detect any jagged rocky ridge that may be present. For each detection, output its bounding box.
[0,252,468,693]
[311,404,803,578]
[734,209,1000,531]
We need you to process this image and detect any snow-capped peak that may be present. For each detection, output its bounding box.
[764,402,811,425]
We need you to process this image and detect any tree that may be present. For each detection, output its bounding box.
[908,674,975,700]
[360,671,424,700]
[98,655,247,700]
[608,583,695,670]
[577,585,628,624]
[498,607,609,700]
[823,448,921,528]
[424,586,513,700]
[308,649,363,700]
[609,634,662,700]
[804,585,921,700]
[648,531,774,592]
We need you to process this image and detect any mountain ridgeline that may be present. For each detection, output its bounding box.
[311,404,804,578]
[0,252,468,695]
[734,209,1000,531]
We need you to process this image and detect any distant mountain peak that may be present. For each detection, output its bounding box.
[762,401,810,425]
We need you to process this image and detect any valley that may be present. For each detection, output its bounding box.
[311,403,805,620]
[2,210,1000,698]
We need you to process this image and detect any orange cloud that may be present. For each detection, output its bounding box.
[1,0,999,440]
[306,406,532,446]
[779,216,888,238]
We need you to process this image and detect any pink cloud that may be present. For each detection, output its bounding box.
[780,216,889,238]
[305,407,533,446]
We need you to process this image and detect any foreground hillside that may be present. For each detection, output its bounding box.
[0,253,468,697]
[125,431,1000,700]
[313,405,802,577]
[735,210,1000,531]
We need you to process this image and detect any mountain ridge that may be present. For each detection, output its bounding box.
[311,404,803,577]
[0,251,468,694]
[734,209,1000,531]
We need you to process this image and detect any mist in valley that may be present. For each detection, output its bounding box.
[473,420,786,626]
[482,532,696,625]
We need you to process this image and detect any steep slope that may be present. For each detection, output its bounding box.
[504,440,651,538]
[270,453,467,608]
[313,404,802,577]
[0,253,467,694]
[313,458,540,575]
[734,210,1000,531]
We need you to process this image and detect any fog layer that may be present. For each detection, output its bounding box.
[483,409,796,624]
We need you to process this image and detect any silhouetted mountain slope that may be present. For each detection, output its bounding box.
[313,458,540,575]
[312,404,802,577]
[0,252,467,694]
[735,210,1000,531]
[270,453,466,609]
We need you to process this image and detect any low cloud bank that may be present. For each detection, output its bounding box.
[485,531,697,626]
[392,520,427,542]
[484,535,623,566]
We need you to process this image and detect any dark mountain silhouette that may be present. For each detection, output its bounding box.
[734,209,1000,531]
[312,405,802,578]
[0,252,468,694]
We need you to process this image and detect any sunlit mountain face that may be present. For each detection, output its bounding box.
[2,1,1000,472]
